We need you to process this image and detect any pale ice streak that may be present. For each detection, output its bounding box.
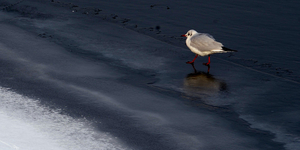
[181,29,237,66]
[0,87,129,150]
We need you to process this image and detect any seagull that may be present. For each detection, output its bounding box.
[181,29,237,66]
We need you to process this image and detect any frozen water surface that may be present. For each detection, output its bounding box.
[0,0,300,150]
[0,87,129,150]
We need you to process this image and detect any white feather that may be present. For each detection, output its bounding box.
[184,29,227,56]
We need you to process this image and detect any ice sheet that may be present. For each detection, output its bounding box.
[0,0,299,149]
[0,87,129,150]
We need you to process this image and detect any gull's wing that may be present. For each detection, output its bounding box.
[190,33,223,52]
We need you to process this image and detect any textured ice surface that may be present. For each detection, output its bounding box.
[0,0,299,149]
[0,87,129,150]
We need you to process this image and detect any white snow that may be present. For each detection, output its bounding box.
[0,87,129,150]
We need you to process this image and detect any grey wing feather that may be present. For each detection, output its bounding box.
[190,33,223,51]
[201,33,215,40]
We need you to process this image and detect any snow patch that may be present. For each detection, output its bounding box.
[0,87,129,150]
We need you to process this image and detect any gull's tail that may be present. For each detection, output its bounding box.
[222,47,238,52]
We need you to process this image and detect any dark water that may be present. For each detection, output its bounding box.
[0,0,299,150]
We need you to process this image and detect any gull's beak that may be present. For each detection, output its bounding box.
[181,34,186,37]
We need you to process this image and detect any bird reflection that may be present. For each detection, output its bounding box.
[189,62,210,73]
[183,71,227,98]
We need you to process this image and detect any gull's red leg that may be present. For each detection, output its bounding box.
[203,55,211,66]
[186,55,198,64]
[207,65,210,73]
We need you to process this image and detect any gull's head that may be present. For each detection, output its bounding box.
[181,29,198,38]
